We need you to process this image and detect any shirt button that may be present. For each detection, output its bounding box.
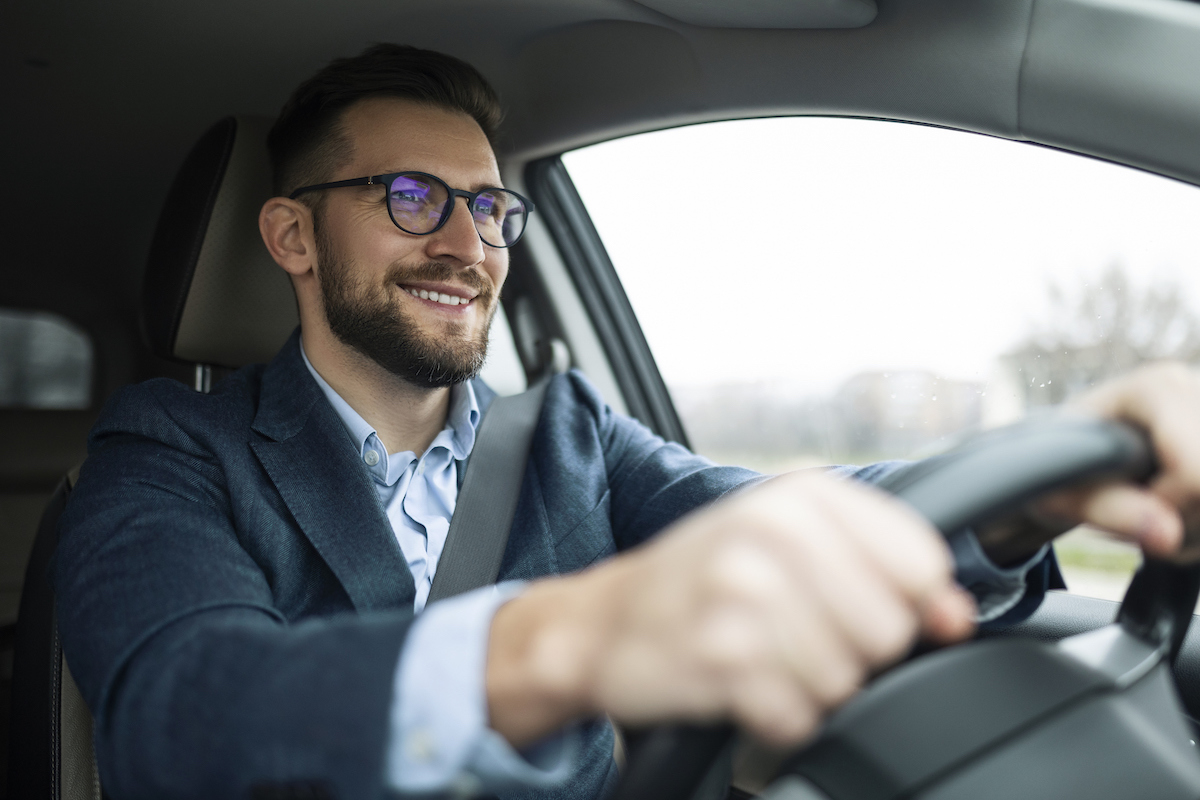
[363,449,380,466]
[416,462,425,476]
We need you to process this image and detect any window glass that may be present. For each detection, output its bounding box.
[563,118,1200,605]
[481,305,528,397]
[0,309,93,409]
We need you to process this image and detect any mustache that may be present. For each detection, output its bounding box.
[384,261,494,302]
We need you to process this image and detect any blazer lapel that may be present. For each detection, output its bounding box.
[249,332,415,612]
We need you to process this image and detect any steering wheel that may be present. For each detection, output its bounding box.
[612,416,1200,800]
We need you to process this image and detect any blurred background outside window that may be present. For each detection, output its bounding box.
[564,118,1200,606]
[0,309,92,409]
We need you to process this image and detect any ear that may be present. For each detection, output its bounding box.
[259,197,316,278]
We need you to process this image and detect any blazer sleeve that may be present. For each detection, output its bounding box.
[542,370,763,552]
[557,371,1058,624]
[52,383,412,800]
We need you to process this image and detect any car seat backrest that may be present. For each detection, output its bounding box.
[9,468,100,800]
[59,655,100,800]
[142,116,298,368]
[11,118,297,799]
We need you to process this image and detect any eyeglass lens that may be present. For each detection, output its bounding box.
[387,174,528,247]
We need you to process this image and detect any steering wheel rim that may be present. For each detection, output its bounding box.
[612,416,1197,800]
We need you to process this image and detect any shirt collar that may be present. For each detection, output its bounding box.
[300,340,480,465]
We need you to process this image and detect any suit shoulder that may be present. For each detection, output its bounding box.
[90,365,266,450]
[543,368,611,419]
[539,368,666,456]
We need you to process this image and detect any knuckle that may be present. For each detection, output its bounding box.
[1137,360,1196,397]
[699,635,755,676]
[906,538,954,590]
[862,612,919,666]
[1157,360,1192,382]
[811,661,865,709]
[735,683,818,746]
[700,553,743,598]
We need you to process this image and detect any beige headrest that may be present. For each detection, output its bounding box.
[142,117,298,368]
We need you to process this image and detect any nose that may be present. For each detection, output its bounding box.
[424,196,486,266]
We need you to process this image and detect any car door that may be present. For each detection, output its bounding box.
[517,114,1200,728]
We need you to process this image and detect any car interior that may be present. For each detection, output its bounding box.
[5,0,1200,797]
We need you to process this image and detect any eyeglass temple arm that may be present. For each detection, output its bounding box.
[288,176,378,200]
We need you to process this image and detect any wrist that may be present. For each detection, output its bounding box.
[486,563,628,747]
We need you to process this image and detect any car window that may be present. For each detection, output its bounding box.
[0,308,92,409]
[482,304,528,397]
[562,117,1200,606]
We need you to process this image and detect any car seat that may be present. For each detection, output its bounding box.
[7,115,294,800]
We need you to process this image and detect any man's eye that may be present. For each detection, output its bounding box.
[392,191,426,204]
[473,194,507,219]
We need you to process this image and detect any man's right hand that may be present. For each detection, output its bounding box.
[485,471,976,749]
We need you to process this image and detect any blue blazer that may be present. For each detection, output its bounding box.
[53,332,763,800]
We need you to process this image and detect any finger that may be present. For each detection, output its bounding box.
[814,479,978,646]
[728,669,820,747]
[763,472,973,651]
[700,540,867,708]
[919,584,978,645]
[738,489,925,666]
[798,476,962,624]
[1046,482,1183,556]
[1074,363,1200,510]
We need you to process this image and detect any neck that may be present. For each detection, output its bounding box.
[301,326,452,456]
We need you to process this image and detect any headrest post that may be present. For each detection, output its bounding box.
[193,364,212,394]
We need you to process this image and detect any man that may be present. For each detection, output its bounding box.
[54,44,1200,799]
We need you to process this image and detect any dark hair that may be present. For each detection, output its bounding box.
[267,43,503,198]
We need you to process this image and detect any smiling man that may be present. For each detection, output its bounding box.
[53,44,1200,800]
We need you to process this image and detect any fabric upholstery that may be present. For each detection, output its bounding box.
[142,116,297,367]
[8,473,100,800]
[60,657,101,800]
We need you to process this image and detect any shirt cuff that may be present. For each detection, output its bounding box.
[385,580,580,794]
[949,530,1050,622]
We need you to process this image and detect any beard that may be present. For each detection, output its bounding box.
[315,227,496,389]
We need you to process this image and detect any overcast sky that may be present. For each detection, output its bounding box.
[564,118,1200,395]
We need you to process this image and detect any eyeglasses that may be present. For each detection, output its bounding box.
[289,171,534,248]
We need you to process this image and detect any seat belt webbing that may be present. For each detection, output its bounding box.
[427,378,551,603]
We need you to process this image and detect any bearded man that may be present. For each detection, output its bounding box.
[53,43,1200,800]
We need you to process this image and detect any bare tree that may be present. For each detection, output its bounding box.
[1004,264,1200,407]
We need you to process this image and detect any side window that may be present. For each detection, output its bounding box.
[482,305,528,397]
[0,309,93,409]
[563,118,1200,604]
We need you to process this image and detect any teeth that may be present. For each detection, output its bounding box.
[406,288,470,307]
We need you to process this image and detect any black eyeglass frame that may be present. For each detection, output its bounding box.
[288,171,536,248]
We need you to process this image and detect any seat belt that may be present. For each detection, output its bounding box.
[427,377,551,603]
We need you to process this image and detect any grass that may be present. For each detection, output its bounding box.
[1052,527,1141,574]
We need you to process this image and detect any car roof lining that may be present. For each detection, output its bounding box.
[4,0,1200,348]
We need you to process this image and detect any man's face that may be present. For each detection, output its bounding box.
[311,97,509,388]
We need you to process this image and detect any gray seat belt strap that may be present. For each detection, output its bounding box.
[427,378,551,603]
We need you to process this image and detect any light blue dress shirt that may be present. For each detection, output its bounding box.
[301,346,1046,795]
[303,355,477,614]
[300,347,575,794]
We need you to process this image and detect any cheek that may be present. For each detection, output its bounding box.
[485,251,510,292]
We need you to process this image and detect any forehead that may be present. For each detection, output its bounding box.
[338,97,500,187]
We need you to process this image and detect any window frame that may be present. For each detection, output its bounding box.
[525,156,689,446]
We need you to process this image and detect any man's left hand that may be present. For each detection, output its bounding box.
[979,362,1200,565]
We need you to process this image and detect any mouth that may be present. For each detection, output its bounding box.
[398,282,481,309]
